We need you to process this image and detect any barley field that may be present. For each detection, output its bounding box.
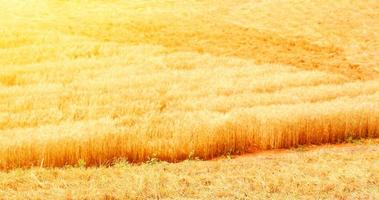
[1,0,379,171]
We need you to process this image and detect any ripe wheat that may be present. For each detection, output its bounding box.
[0,0,378,169]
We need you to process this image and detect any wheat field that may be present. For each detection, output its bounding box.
[1,0,379,170]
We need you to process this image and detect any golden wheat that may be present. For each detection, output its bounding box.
[0,0,379,169]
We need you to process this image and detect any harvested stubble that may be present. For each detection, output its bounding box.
[0,0,378,169]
